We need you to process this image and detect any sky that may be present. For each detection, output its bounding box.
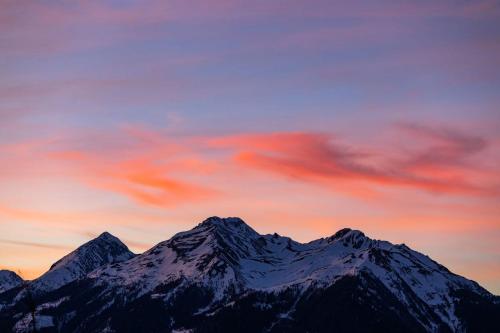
[1,0,500,294]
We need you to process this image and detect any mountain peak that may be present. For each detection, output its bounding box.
[98,231,113,238]
[331,228,366,239]
[95,231,121,243]
[49,231,132,271]
[195,216,258,237]
[0,270,23,293]
[30,232,135,293]
[326,228,369,249]
[199,216,247,227]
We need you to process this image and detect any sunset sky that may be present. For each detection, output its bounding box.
[1,0,500,294]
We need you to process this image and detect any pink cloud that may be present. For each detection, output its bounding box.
[51,150,218,208]
[3,123,499,210]
[210,126,500,197]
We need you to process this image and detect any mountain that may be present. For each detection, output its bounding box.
[29,232,135,294]
[0,217,499,333]
[0,270,23,293]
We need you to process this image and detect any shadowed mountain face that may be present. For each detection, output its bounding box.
[0,217,499,333]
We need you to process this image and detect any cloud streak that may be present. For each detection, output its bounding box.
[47,125,220,208]
[0,239,72,251]
[210,126,499,197]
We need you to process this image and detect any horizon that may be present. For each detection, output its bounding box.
[1,0,500,297]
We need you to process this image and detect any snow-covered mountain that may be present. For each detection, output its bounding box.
[0,270,23,293]
[0,217,498,333]
[29,231,135,293]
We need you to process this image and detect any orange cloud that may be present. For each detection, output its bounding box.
[48,124,219,209]
[5,123,499,211]
[104,170,216,207]
[210,127,500,198]
[51,150,217,208]
[0,126,219,211]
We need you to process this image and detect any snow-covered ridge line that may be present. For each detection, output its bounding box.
[1,216,497,333]
[28,231,135,294]
[89,217,488,329]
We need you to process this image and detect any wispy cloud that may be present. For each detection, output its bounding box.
[210,126,499,197]
[0,238,72,251]
[47,125,220,208]
[4,123,498,211]
[396,122,488,170]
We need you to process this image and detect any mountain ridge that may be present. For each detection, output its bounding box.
[29,231,135,294]
[0,216,498,333]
